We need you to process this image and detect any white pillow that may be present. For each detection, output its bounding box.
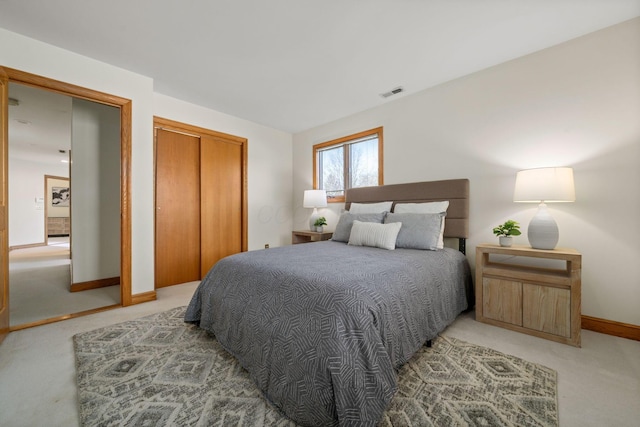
[393,201,449,249]
[393,201,449,214]
[348,220,402,250]
[348,201,393,214]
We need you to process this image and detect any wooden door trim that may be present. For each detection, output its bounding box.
[0,67,133,340]
[0,67,9,343]
[153,116,248,255]
[155,116,248,145]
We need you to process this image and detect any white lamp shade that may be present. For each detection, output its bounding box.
[513,167,575,203]
[303,190,327,208]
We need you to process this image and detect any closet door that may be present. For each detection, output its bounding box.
[200,136,243,276]
[155,129,201,288]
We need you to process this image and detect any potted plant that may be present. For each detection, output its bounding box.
[492,220,521,247]
[314,217,327,233]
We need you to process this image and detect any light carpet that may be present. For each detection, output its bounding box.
[10,240,120,326]
[73,307,558,426]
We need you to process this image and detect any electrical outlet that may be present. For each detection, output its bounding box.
[264,244,269,249]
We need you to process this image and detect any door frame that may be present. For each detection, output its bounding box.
[0,67,133,342]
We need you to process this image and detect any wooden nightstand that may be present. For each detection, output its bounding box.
[292,230,333,244]
[475,244,582,347]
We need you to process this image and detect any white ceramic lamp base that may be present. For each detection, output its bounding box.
[309,208,319,231]
[528,203,559,250]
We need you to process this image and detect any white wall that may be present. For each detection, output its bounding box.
[1,28,293,296]
[293,18,640,326]
[71,99,120,284]
[8,157,68,246]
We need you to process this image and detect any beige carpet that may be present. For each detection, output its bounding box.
[9,238,120,326]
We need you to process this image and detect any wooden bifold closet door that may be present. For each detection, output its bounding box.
[199,135,243,278]
[154,120,246,288]
[155,129,201,288]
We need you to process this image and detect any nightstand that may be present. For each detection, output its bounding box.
[475,244,582,347]
[292,230,333,244]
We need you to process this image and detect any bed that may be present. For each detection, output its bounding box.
[185,179,473,426]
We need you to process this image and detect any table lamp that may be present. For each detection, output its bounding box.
[513,167,575,250]
[303,189,327,231]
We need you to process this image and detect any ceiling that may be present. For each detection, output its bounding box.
[8,83,72,165]
[1,0,639,137]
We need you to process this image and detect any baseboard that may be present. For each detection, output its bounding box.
[131,291,157,305]
[70,276,120,292]
[9,242,46,251]
[582,315,640,342]
[10,304,120,332]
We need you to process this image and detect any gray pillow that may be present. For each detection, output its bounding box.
[332,212,386,242]
[384,212,445,250]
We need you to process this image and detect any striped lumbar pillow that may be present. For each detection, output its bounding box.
[347,220,402,250]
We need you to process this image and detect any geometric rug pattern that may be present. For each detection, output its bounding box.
[74,307,558,426]
[384,336,558,427]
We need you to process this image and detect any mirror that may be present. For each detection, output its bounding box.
[8,83,121,327]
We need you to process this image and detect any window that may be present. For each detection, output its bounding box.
[313,127,383,202]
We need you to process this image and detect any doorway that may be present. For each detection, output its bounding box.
[0,67,133,339]
[8,84,122,328]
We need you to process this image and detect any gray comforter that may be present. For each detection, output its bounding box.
[185,241,472,426]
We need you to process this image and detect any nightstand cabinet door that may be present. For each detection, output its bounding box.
[522,284,571,338]
[482,278,523,326]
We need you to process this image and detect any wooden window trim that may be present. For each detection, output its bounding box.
[312,127,383,203]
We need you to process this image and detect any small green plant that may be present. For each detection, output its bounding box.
[314,217,327,227]
[492,220,521,237]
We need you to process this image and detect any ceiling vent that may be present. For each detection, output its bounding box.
[380,86,404,98]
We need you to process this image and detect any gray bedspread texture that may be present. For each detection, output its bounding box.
[185,241,472,426]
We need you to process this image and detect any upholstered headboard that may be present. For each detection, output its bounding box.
[345,179,470,252]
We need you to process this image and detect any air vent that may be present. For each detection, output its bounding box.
[8,97,20,106]
[380,86,404,98]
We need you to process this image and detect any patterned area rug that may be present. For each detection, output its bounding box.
[73,307,558,426]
